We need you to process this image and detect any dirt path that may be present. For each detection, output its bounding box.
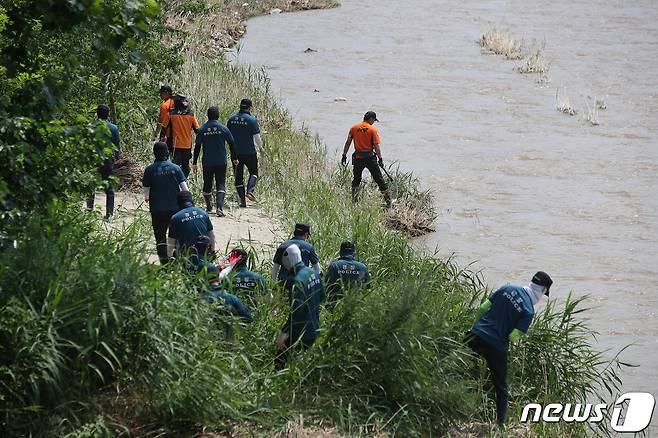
[88,191,283,263]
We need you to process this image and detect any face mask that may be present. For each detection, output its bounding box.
[525,283,546,306]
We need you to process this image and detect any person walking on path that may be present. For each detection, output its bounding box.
[467,271,553,429]
[275,244,325,369]
[87,104,120,219]
[341,111,391,207]
[193,106,238,217]
[142,142,188,264]
[162,95,199,177]
[227,98,263,207]
[167,190,215,259]
[152,84,174,152]
[325,241,371,305]
[271,223,321,282]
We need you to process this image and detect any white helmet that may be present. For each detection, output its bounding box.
[282,244,302,271]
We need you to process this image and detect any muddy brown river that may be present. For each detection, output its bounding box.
[237,0,658,427]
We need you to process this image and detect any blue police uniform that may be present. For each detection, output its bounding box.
[142,159,186,263]
[227,110,260,155]
[325,254,371,303]
[273,238,319,281]
[469,284,535,428]
[168,204,213,251]
[229,266,268,296]
[142,160,186,213]
[194,120,235,167]
[227,110,261,203]
[471,284,534,353]
[87,119,121,216]
[203,285,253,321]
[282,262,325,343]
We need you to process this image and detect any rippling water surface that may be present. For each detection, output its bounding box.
[237,0,658,420]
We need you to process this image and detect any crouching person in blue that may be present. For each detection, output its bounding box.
[167,190,215,260]
[467,271,553,429]
[226,248,268,301]
[203,266,253,338]
[325,241,371,306]
[275,244,325,370]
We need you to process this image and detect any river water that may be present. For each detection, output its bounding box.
[237,0,658,423]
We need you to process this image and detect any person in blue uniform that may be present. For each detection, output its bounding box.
[202,266,253,339]
[227,98,262,207]
[271,223,321,282]
[87,104,121,219]
[192,106,237,217]
[167,191,215,259]
[202,274,253,322]
[325,241,371,305]
[467,271,553,429]
[142,142,188,264]
[225,248,268,301]
[275,244,326,369]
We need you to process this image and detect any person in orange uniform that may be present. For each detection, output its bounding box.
[162,95,200,177]
[152,85,174,153]
[341,111,391,207]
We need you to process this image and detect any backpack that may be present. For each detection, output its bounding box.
[171,94,192,115]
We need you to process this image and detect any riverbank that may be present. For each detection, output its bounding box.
[149,2,622,436]
[0,1,627,436]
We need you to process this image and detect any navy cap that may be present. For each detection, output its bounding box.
[293,222,311,236]
[531,271,553,296]
[240,98,253,109]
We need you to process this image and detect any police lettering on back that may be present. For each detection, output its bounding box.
[180,210,204,223]
[153,167,178,177]
[502,289,525,313]
[203,126,222,137]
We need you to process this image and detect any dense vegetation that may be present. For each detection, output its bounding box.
[0,1,625,436]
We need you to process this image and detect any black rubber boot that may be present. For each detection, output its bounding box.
[157,244,169,265]
[105,189,115,219]
[247,175,258,201]
[216,190,226,217]
[203,193,212,212]
[236,185,247,207]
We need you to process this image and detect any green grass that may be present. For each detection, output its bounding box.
[0,6,628,438]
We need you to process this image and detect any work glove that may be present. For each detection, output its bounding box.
[341,154,347,166]
[378,157,384,168]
